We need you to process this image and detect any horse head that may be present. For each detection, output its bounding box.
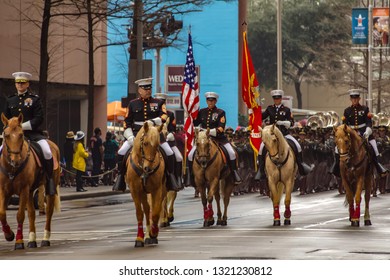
[334,124,353,158]
[262,124,283,160]
[195,129,211,168]
[134,121,161,173]
[1,113,26,168]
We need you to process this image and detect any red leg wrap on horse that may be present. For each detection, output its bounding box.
[349,205,354,219]
[203,207,209,219]
[353,204,361,220]
[1,222,11,234]
[274,206,280,219]
[208,203,214,217]
[16,223,23,241]
[284,207,291,219]
[151,223,159,237]
[137,223,144,239]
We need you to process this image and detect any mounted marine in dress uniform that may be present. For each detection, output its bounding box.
[255,89,313,180]
[3,72,56,195]
[330,89,388,177]
[112,78,181,192]
[184,91,242,186]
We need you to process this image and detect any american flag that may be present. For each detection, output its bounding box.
[182,33,199,155]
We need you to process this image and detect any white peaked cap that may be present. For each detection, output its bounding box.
[135,77,153,86]
[271,89,284,97]
[154,92,168,99]
[204,92,219,99]
[12,72,32,82]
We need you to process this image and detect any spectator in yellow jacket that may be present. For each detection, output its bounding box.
[73,131,89,192]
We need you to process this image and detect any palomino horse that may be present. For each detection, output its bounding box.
[334,124,373,227]
[125,122,166,247]
[193,129,234,227]
[259,124,297,226]
[0,113,61,249]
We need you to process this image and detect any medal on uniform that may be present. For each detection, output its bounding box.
[24,98,33,107]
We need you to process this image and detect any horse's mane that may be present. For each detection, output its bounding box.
[7,117,22,130]
[197,130,208,142]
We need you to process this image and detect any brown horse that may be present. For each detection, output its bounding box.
[259,124,297,226]
[334,124,373,227]
[125,122,166,247]
[193,129,234,227]
[0,113,61,249]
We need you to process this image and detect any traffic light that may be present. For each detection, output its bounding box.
[160,15,183,36]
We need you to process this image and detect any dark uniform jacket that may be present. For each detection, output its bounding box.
[194,106,228,143]
[124,97,168,136]
[262,104,294,136]
[342,104,372,138]
[5,90,45,141]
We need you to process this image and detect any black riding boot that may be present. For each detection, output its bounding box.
[296,152,313,176]
[167,155,181,191]
[329,153,340,178]
[112,155,127,192]
[44,158,56,195]
[254,154,266,181]
[175,161,184,190]
[185,160,193,187]
[373,154,389,177]
[229,160,242,184]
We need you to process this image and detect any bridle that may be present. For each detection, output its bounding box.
[0,125,31,180]
[195,137,218,169]
[337,128,366,170]
[267,131,290,168]
[129,131,161,190]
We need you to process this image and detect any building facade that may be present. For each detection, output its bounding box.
[0,0,107,154]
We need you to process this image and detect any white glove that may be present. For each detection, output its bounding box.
[248,108,254,115]
[124,128,134,140]
[209,128,217,137]
[127,135,134,146]
[363,127,372,138]
[21,121,32,131]
[166,132,175,141]
[276,120,291,129]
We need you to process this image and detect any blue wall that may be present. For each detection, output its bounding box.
[107,1,238,128]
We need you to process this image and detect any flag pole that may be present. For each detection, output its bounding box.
[182,26,191,176]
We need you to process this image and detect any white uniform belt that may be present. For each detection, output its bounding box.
[349,123,366,129]
[134,121,145,126]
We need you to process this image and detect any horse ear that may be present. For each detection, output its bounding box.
[143,121,149,132]
[258,126,262,138]
[18,113,23,125]
[206,128,210,136]
[343,124,347,133]
[333,125,337,134]
[157,124,164,133]
[195,127,199,138]
[1,113,8,127]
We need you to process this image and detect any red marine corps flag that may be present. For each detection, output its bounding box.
[182,31,199,156]
[242,31,262,159]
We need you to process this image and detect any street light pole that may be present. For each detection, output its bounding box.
[368,1,373,110]
[136,0,143,79]
[277,0,282,90]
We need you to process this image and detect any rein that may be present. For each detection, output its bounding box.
[195,138,218,170]
[268,132,290,169]
[0,138,31,181]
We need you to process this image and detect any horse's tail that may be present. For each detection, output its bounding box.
[54,184,61,212]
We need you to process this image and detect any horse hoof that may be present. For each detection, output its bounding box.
[14,242,25,250]
[145,237,158,245]
[208,219,215,226]
[160,222,169,228]
[134,240,144,247]
[364,220,372,226]
[27,241,37,248]
[221,220,227,226]
[217,220,222,225]
[5,231,15,242]
[168,216,174,223]
[273,220,281,226]
[351,220,360,227]
[41,240,51,247]
[284,219,291,225]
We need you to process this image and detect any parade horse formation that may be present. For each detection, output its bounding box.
[192,129,234,227]
[334,124,373,226]
[0,114,61,250]
[259,124,297,226]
